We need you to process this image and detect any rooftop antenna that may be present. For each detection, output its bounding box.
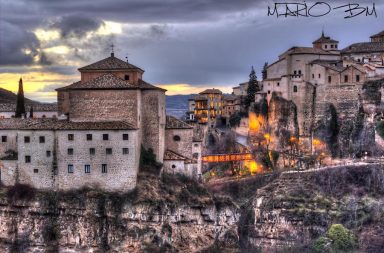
[110,43,114,57]
[322,25,325,37]
[125,54,129,63]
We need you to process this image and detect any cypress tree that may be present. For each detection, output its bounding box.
[262,62,268,80]
[15,78,26,118]
[245,66,260,110]
[29,106,34,118]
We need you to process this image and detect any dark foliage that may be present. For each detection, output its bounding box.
[7,184,35,201]
[15,78,26,118]
[140,145,163,175]
[244,67,260,110]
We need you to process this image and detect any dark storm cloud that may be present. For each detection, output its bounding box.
[50,15,104,38]
[0,21,40,65]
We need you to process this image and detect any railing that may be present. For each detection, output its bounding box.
[202,153,253,163]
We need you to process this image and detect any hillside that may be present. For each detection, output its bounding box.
[0,88,38,104]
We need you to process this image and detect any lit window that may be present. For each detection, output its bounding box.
[85,165,91,174]
[68,164,74,173]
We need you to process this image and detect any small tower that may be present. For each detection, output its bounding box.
[15,78,26,118]
[312,31,339,51]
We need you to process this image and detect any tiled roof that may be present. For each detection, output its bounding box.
[223,94,237,101]
[281,47,338,57]
[193,95,208,101]
[163,149,197,164]
[310,60,345,72]
[78,55,143,72]
[56,75,165,92]
[370,30,384,38]
[0,118,136,130]
[312,34,339,44]
[341,42,384,54]
[166,115,193,129]
[0,103,57,112]
[164,149,187,160]
[199,88,223,94]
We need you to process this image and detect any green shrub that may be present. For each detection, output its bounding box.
[313,236,331,253]
[326,224,356,252]
[140,146,163,175]
[376,121,384,139]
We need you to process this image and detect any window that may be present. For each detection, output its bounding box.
[268,90,271,94]
[34,169,38,173]
[325,45,328,49]
[344,75,348,82]
[331,45,334,49]
[293,70,297,75]
[106,148,112,155]
[39,136,45,143]
[172,164,176,169]
[24,136,30,143]
[102,164,107,173]
[46,151,51,157]
[68,134,74,141]
[68,164,74,173]
[335,44,338,49]
[328,76,332,83]
[86,134,92,141]
[318,74,321,78]
[103,134,109,140]
[124,75,129,81]
[85,165,91,173]
[25,156,31,163]
[123,134,129,140]
[312,74,315,79]
[194,143,199,147]
[173,135,181,141]
[298,70,302,75]
[1,136,7,142]
[193,153,199,159]
[67,148,74,155]
[293,85,298,93]
[90,148,95,155]
[356,75,360,82]
[123,148,129,154]
[277,82,280,86]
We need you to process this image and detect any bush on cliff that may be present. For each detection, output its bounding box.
[376,121,384,139]
[313,224,357,253]
[140,146,163,175]
[7,183,35,201]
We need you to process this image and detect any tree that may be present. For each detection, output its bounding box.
[262,62,268,80]
[29,106,34,118]
[244,66,260,110]
[15,78,26,118]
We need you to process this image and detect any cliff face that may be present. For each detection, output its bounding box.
[239,165,384,253]
[0,173,240,253]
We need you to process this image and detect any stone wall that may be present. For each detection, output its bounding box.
[56,130,139,192]
[0,130,17,158]
[68,89,140,127]
[141,90,166,162]
[57,91,70,116]
[80,70,143,84]
[165,128,193,160]
[0,160,16,186]
[17,130,56,190]
[192,142,202,176]
[162,160,185,175]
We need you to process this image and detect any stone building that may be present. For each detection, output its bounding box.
[190,89,223,127]
[0,53,202,191]
[261,30,384,137]
[0,103,58,119]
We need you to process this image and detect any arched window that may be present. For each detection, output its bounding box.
[173,135,181,141]
[172,165,176,169]
[293,86,298,93]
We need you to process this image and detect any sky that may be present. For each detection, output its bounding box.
[0,0,383,102]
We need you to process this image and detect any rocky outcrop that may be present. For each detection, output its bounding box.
[0,174,240,253]
[239,164,384,253]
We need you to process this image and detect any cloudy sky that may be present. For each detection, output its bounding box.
[0,0,383,101]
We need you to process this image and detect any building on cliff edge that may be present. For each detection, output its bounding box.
[0,53,202,191]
